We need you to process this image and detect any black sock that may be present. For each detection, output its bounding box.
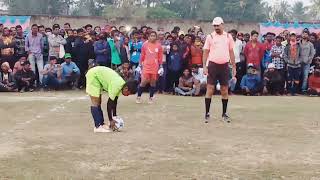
[222,99,228,115]
[91,106,103,128]
[205,98,211,115]
[97,105,105,126]
[150,86,156,98]
[137,86,144,97]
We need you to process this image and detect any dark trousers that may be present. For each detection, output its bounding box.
[266,81,284,94]
[235,61,246,92]
[16,80,34,90]
[166,70,180,93]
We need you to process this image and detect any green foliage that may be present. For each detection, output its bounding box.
[291,1,308,21]
[146,6,179,19]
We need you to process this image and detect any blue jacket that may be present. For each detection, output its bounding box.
[167,51,182,72]
[240,74,261,90]
[94,40,111,64]
[129,40,143,63]
[61,62,80,79]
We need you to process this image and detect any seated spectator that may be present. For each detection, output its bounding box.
[13,55,27,74]
[116,62,134,81]
[93,33,111,67]
[42,56,62,90]
[191,64,207,96]
[0,62,16,92]
[175,68,196,96]
[308,65,320,96]
[167,43,182,93]
[240,64,262,96]
[15,61,36,92]
[61,53,80,89]
[263,63,284,95]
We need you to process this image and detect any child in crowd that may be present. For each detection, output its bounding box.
[166,42,182,93]
[175,68,196,96]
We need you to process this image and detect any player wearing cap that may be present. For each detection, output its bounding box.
[203,17,236,123]
[86,60,138,133]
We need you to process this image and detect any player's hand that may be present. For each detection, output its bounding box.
[203,66,208,75]
[109,120,117,131]
[158,67,164,76]
[232,66,237,77]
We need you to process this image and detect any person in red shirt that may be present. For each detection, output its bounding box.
[308,66,320,96]
[244,30,264,73]
[136,31,163,104]
[190,36,203,66]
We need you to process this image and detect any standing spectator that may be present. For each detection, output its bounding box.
[42,56,62,90]
[61,53,80,89]
[271,36,286,78]
[13,55,27,74]
[190,36,203,66]
[108,30,122,68]
[308,65,320,96]
[175,68,196,96]
[0,62,16,92]
[240,64,262,96]
[65,29,75,54]
[38,25,49,65]
[73,28,88,88]
[166,43,182,93]
[15,61,35,92]
[48,24,67,63]
[94,33,111,67]
[244,33,250,44]
[284,31,301,96]
[0,24,3,36]
[85,24,93,34]
[129,30,143,68]
[310,33,320,59]
[0,27,16,68]
[10,27,17,37]
[120,36,130,64]
[25,24,44,85]
[299,30,315,93]
[230,29,245,91]
[244,30,264,73]
[64,23,71,32]
[262,32,275,72]
[15,25,26,60]
[263,63,284,95]
[94,26,101,35]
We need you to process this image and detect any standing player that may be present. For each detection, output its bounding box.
[136,31,163,104]
[203,17,236,123]
[86,60,138,133]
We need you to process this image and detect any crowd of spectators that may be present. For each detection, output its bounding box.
[0,22,319,96]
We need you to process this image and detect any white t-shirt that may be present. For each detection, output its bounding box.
[192,68,207,84]
[234,39,243,63]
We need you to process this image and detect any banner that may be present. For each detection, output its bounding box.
[0,16,31,34]
[260,21,320,35]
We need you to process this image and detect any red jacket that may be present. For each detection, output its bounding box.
[309,75,320,90]
[244,41,264,68]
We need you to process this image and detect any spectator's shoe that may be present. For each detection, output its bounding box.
[29,88,34,92]
[136,97,142,104]
[222,114,231,123]
[20,87,25,93]
[148,97,155,104]
[205,113,210,123]
[94,126,112,133]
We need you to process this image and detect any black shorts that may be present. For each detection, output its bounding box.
[207,62,229,86]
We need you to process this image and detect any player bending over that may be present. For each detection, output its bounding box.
[86,60,138,133]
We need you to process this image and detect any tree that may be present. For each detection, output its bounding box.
[146,6,179,19]
[272,0,292,22]
[291,1,308,21]
[310,0,320,20]
[195,0,215,21]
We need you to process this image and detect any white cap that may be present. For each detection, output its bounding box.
[212,17,224,26]
[247,63,254,68]
[268,63,275,69]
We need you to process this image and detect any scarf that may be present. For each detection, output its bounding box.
[290,40,297,62]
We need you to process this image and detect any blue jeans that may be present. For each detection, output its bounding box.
[229,78,237,92]
[175,87,195,96]
[301,64,311,91]
[42,74,61,89]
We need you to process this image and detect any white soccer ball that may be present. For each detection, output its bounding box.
[216,83,221,91]
[113,116,124,131]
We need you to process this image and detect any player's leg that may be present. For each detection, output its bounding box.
[136,74,149,103]
[90,96,110,133]
[204,62,216,123]
[219,63,231,123]
[149,75,158,103]
[107,97,118,130]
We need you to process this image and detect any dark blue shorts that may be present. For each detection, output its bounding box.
[287,67,301,81]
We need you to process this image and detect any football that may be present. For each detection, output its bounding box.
[113,116,124,131]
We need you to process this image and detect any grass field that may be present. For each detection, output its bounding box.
[0,92,319,180]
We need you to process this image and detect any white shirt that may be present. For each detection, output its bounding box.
[234,39,243,63]
[192,68,207,84]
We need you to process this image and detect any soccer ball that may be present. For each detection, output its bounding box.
[113,116,124,131]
